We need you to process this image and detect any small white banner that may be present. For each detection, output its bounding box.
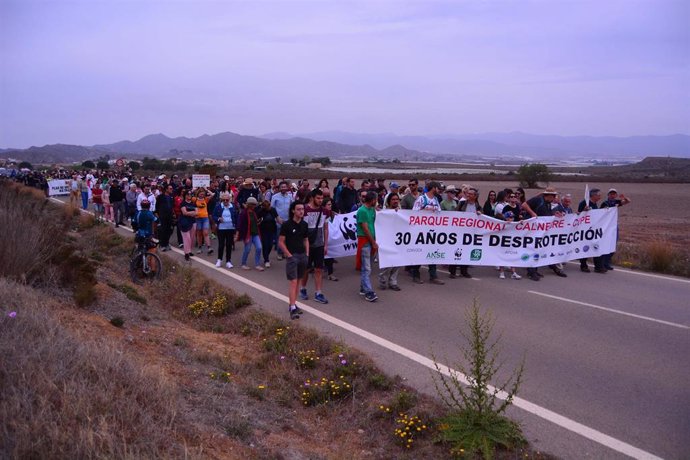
[326,211,359,259]
[48,179,70,196]
[375,209,618,268]
[192,174,210,188]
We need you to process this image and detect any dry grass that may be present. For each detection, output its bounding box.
[0,280,189,459]
[0,182,72,284]
[615,241,690,277]
[644,241,676,272]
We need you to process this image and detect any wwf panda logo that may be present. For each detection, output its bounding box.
[340,216,358,241]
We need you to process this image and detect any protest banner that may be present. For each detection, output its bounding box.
[192,174,210,188]
[48,180,70,196]
[376,209,618,268]
[326,210,359,259]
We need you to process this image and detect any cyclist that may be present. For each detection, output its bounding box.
[134,199,158,244]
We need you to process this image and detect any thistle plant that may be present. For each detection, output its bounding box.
[431,299,526,459]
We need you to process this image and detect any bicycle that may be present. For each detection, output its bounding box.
[130,235,163,283]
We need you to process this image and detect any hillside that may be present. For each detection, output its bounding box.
[587,156,690,180]
[93,131,422,159]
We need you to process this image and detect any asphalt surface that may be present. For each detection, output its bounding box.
[55,197,690,459]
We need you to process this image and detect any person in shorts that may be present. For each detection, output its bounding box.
[278,201,309,320]
[299,189,331,304]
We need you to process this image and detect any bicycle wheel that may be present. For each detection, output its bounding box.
[130,252,163,282]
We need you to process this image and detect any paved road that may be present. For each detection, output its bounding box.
[54,197,690,459]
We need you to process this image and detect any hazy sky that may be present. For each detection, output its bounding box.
[1,0,688,148]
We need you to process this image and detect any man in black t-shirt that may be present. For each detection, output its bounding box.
[521,187,567,281]
[278,202,309,320]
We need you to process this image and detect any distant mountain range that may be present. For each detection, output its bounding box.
[2,130,688,164]
[263,131,690,159]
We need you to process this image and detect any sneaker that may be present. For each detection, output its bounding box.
[581,266,591,273]
[430,278,445,285]
[328,275,339,281]
[299,288,308,300]
[499,272,506,279]
[553,269,567,278]
[511,272,522,280]
[189,252,194,257]
[225,262,233,269]
[165,245,172,251]
[178,243,184,248]
[389,285,401,291]
[529,273,540,281]
[289,307,300,320]
[604,265,614,271]
[264,261,271,268]
[294,305,304,315]
[241,265,251,270]
[207,248,214,255]
[215,259,222,268]
[160,246,169,252]
[210,233,217,240]
[359,288,366,296]
[314,293,329,304]
[256,266,265,272]
[196,248,202,254]
[364,292,378,302]
[277,254,284,261]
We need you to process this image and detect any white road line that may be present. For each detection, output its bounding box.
[50,196,663,459]
[529,291,690,330]
[566,261,690,284]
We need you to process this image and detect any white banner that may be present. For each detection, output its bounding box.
[192,174,210,188]
[326,211,359,259]
[376,209,618,268]
[48,179,70,196]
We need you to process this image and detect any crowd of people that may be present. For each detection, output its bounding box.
[10,169,631,320]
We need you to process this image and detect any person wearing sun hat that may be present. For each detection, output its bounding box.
[600,188,631,270]
[522,186,568,281]
[236,178,260,209]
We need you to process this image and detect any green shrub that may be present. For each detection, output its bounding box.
[432,299,526,459]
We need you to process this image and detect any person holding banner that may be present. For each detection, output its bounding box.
[322,198,338,282]
[278,202,309,320]
[600,188,630,270]
[357,191,379,302]
[411,181,445,285]
[577,188,605,273]
[378,192,402,291]
[522,187,568,281]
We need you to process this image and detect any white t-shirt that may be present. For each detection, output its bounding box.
[413,193,440,211]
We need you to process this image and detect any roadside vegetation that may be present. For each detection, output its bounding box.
[0,180,553,458]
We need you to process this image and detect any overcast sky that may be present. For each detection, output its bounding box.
[1,0,688,148]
